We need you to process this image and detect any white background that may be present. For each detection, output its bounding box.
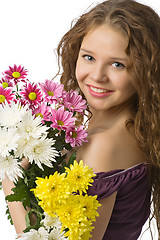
[0,0,159,239]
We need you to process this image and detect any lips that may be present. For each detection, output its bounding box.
[87,85,113,97]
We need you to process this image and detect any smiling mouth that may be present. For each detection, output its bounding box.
[90,86,108,93]
[87,85,113,98]
[89,85,112,93]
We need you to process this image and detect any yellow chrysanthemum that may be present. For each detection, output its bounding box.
[80,228,93,240]
[77,194,101,221]
[31,172,70,215]
[31,160,101,239]
[57,194,97,240]
[38,198,57,217]
[32,172,67,200]
[65,160,96,194]
[63,217,94,240]
[57,195,84,229]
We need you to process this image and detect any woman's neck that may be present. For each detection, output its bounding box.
[88,105,134,132]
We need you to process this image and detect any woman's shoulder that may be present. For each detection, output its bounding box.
[77,125,146,173]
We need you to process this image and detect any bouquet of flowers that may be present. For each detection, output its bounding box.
[0,65,101,240]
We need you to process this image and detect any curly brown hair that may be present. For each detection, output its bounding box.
[56,0,160,237]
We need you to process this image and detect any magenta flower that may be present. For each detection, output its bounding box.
[33,103,51,122]
[63,89,87,114]
[0,86,15,104]
[50,106,76,131]
[0,78,14,89]
[65,125,88,147]
[20,82,43,107]
[13,98,28,108]
[3,64,28,84]
[39,80,64,104]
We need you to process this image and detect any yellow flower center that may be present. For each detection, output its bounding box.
[2,82,9,89]
[12,71,21,78]
[57,120,64,126]
[28,92,37,100]
[75,173,81,180]
[47,91,54,96]
[51,184,56,191]
[72,132,77,139]
[35,113,43,118]
[0,95,5,103]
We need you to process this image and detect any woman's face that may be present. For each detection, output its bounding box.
[75,24,136,112]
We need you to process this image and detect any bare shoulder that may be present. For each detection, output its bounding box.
[76,125,146,173]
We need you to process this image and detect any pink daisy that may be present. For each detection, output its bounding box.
[0,85,15,104]
[20,82,43,108]
[50,106,76,131]
[63,89,87,114]
[65,125,88,147]
[33,103,51,122]
[3,64,28,84]
[39,79,64,104]
[0,78,14,89]
[13,98,28,108]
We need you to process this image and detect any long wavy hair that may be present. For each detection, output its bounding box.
[56,0,160,237]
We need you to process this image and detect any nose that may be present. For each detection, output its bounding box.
[90,63,108,83]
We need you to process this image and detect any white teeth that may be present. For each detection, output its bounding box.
[90,86,108,93]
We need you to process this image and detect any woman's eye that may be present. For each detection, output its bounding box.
[112,62,125,69]
[83,55,94,61]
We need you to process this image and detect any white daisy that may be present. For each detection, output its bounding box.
[19,227,49,240]
[17,111,49,140]
[41,213,62,231]
[49,228,67,240]
[0,101,29,127]
[0,127,20,157]
[14,136,29,159]
[21,136,59,170]
[0,155,23,182]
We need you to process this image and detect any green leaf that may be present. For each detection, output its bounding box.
[68,151,76,164]
[6,205,13,225]
[5,179,30,209]
[23,210,43,233]
[25,211,31,228]
[60,151,76,172]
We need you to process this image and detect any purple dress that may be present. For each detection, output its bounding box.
[87,163,151,240]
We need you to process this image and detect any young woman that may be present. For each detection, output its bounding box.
[2,0,160,239]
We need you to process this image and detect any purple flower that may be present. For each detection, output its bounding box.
[39,80,64,104]
[65,125,88,147]
[33,103,51,123]
[50,106,76,131]
[63,89,87,114]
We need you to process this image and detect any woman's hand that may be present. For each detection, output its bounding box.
[20,157,30,171]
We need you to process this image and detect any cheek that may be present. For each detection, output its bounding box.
[114,74,133,90]
[75,68,83,87]
[75,62,83,89]
[75,62,80,81]
[112,73,136,97]
[75,59,88,83]
[120,79,136,96]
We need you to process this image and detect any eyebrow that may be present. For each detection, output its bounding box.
[80,48,94,54]
[80,48,128,62]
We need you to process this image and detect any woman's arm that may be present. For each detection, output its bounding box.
[76,131,120,239]
[91,192,117,240]
[2,177,28,235]
[2,158,32,236]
